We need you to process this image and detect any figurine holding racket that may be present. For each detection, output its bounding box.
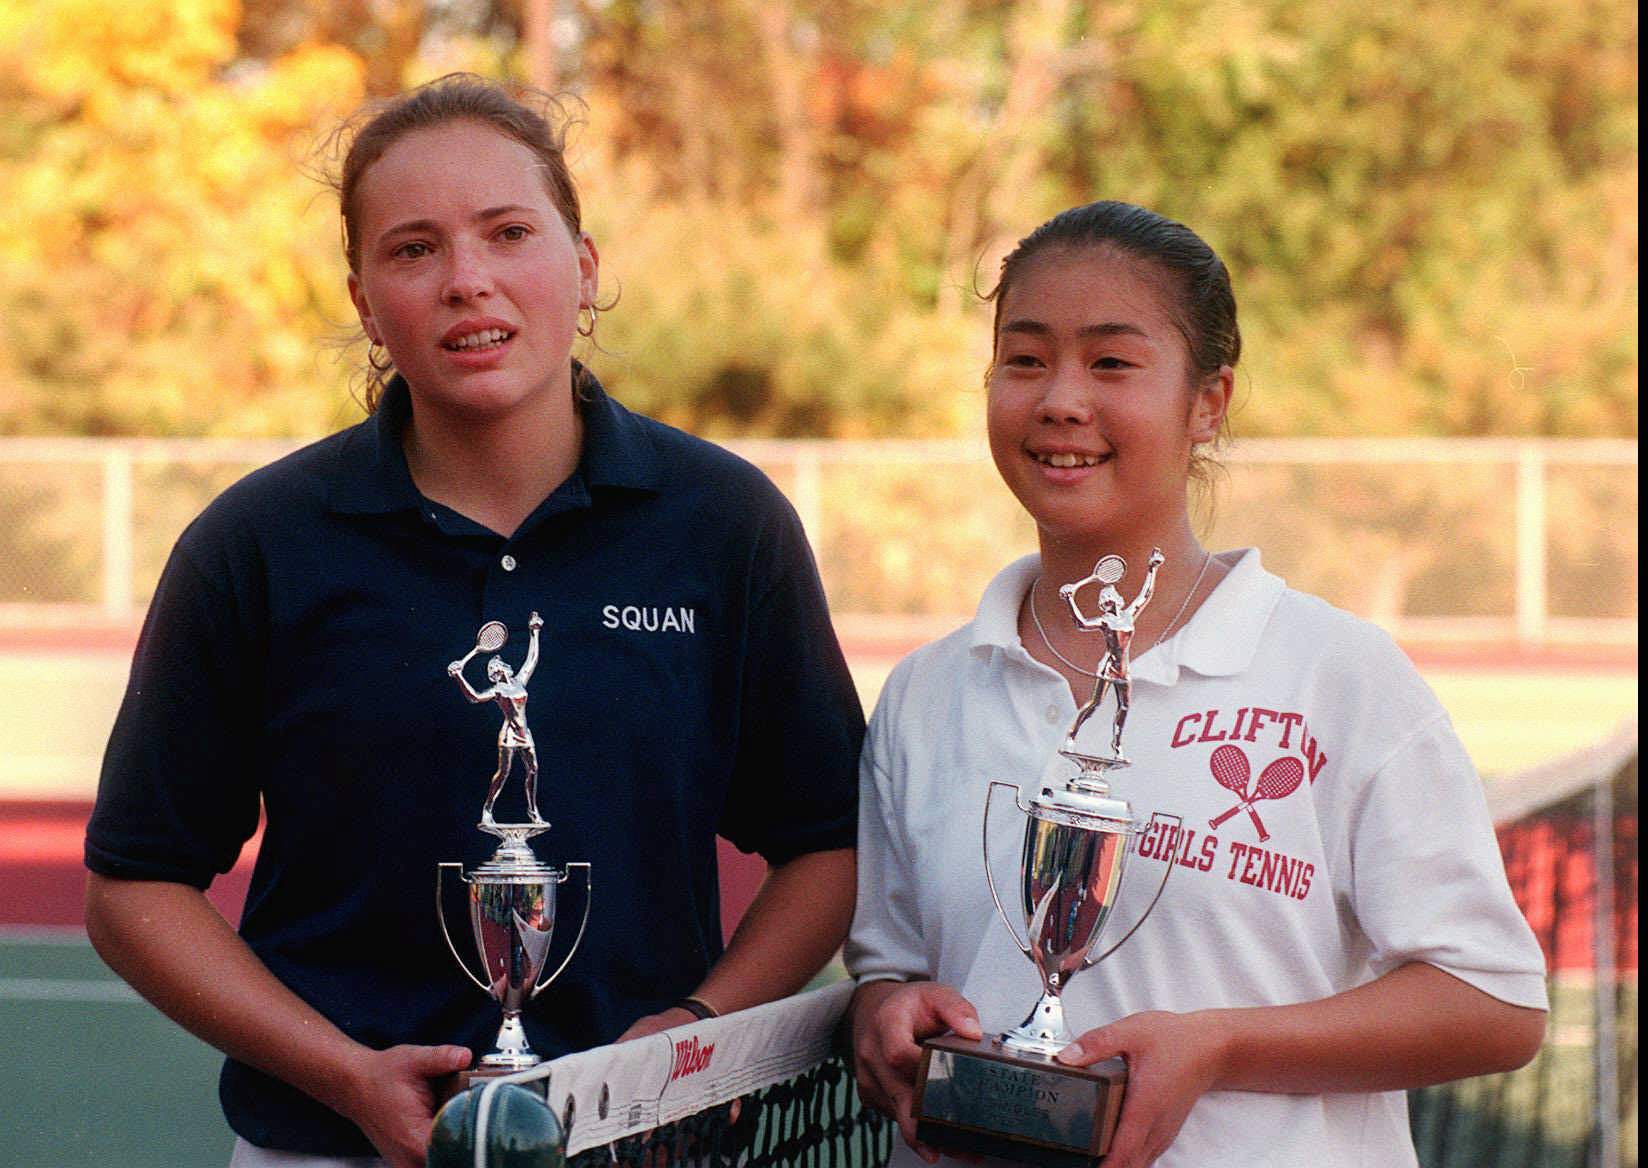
[449,612,546,829]
[1059,547,1163,764]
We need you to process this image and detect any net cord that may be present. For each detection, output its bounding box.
[473,980,859,1164]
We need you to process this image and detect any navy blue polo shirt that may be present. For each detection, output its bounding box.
[85,368,863,1156]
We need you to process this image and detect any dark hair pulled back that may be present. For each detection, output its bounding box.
[989,200,1241,380]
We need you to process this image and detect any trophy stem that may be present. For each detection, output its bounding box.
[998,989,1073,1057]
[479,1010,543,1071]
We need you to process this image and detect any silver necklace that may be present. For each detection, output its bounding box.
[1028,552,1212,678]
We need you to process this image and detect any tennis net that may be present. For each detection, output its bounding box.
[1408,718,1639,1168]
[482,979,892,1167]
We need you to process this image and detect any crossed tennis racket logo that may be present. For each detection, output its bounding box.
[1207,744,1305,842]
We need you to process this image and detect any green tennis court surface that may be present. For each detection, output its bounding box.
[1,932,233,1166]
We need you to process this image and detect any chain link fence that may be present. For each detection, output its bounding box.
[0,436,1636,644]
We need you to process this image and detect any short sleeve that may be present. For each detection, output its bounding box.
[843,706,930,984]
[717,499,863,864]
[84,537,264,888]
[1343,713,1549,1010]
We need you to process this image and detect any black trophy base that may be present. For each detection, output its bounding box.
[914,1033,1126,1167]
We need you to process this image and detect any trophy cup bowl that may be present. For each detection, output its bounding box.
[1000,789,1133,1055]
[438,829,591,1075]
[913,779,1179,1167]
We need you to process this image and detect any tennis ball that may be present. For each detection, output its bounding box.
[428,1082,565,1168]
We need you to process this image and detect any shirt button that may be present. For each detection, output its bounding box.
[1046,705,1059,723]
[500,554,517,572]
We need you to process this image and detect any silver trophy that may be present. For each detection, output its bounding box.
[436,614,591,1075]
[915,551,1180,1165]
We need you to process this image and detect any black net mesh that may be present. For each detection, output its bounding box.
[566,1052,892,1168]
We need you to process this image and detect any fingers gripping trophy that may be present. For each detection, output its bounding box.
[914,551,1182,1166]
[437,613,591,1083]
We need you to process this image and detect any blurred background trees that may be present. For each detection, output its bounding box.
[0,0,1636,440]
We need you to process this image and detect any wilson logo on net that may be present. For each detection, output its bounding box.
[670,1035,716,1082]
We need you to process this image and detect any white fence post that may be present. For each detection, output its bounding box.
[792,444,823,549]
[101,445,135,622]
[1515,442,1548,648]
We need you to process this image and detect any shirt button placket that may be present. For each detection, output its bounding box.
[484,551,523,621]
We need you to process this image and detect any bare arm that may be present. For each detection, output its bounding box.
[1127,547,1166,617]
[618,847,856,1039]
[516,612,543,685]
[85,874,471,1168]
[1060,581,1105,630]
[446,664,494,705]
[1059,962,1546,1168]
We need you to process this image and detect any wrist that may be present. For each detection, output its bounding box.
[675,994,721,1022]
[1197,1007,1242,1089]
[310,1039,377,1120]
[847,977,904,1033]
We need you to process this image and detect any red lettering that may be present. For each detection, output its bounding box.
[670,1037,716,1082]
[1222,842,1317,900]
[1196,833,1218,872]
[1171,713,1203,748]
[1302,732,1328,783]
[1258,848,1281,889]
[1275,712,1303,749]
[1230,707,1249,739]
[1197,709,1229,743]
[1245,708,1277,743]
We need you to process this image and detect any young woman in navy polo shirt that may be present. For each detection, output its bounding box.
[844,202,1548,1167]
[85,76,862,1168]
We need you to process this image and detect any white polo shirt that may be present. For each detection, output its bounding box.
[847,549,1547,1168]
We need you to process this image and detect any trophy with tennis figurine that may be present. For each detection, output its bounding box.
[436,613,590,1083]
[915,551,1182,1166]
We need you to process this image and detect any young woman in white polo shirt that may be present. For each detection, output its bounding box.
[844,201,1548,1168]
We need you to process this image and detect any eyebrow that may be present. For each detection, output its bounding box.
[379,205,542,239]
[999,320,1150,340]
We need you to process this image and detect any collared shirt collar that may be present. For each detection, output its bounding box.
[328,363,660,517]
[967,548,1283,683]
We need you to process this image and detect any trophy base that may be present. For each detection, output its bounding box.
[915,1033,1126,1167]
[1057,748,1129,775]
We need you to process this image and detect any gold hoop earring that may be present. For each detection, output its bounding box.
[576,304,598,338]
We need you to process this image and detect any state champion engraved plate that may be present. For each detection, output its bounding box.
[916,1034,1126,1167]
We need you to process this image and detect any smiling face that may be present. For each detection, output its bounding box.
[986,245,1231,553]
[346,119,598,425]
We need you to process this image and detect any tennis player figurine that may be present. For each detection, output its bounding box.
[1059,547,1163,766]
[439,612,590,1076]
[449,612,545,829]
